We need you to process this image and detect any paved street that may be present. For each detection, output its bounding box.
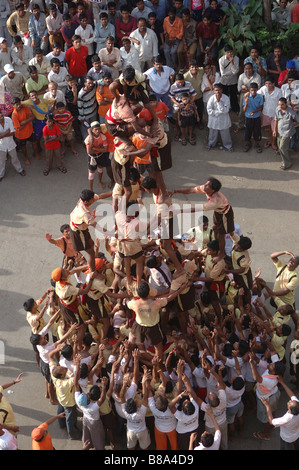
[0,117,298,452]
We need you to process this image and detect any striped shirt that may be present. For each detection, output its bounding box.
[53,110,74,128]
[77,84,98,121]
[169,80,197,104]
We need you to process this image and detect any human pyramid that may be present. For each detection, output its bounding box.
[0,0,299,453]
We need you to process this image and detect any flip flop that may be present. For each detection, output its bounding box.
[43,168,50,176]
[264,141,272,149]
[253,432,270,441]
[58,166,67,173]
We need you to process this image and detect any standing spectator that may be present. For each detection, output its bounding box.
[7,3,31,46]
[145,0,168,23]
[169,72,197,140]
[26,65,48,100]
[147,11,164,55]
[278,59,297,88]
[184,60,205,129]
[22,89,51,159]
[75,13,95,70]
[129,17,158,72]
[244,45,267,84]
[190,0,205,22]
[196,12,219,67]
[219,45,240,113]
[48,58,68,94]
[31,412,66,450]
[87,56,111,83]
[189,407,221,450]
[61,13,77,50]
[144,56,175,118]
[177,92,199,145]
[0,1,10,46]
[201,62,220,117]
[105,1,121,27]
[0,38,12,78]
[257,75,282,151]
[77,76,98,139]
[206,82,233,151]
[266,43,287,87]
[120,37,141,72]
[65,74,81,140]
[98,35,121,80]
[46,3,64,50]
[11,96,35,165]
[163,7,184,70]
[44,81,66,107]
[236,62,261,132]
[53,101,77,156]
[11,35,33,79]
[94,11,115,54]
[72,1,94,28]
[177,9,197,71]
[28,3,48,54]
[29,48,51,77]
[46,42,65,67]
[115,5,137,47]
[0,111,26,182]
[42,112,66,176]
[242,83,264,153]
[131,0,153,20]
[273,96,299,170]
[292,0,299,21]
[272,0,292,28]
[205,0,226,26]
[0,64,26,100]
[0,373,23,435]
[65,35,89,87]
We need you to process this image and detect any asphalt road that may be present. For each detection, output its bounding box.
[0,116,298,453]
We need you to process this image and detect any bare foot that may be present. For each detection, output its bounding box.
[50,399,59,405]
[25,159,31,165]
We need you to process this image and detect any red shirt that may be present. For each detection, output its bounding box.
[43,124,61,150]
[196,21,219,39]
[292,4,299,23]
[65,45,89,78]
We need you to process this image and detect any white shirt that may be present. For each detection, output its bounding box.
[144,65,175,95]
[113,381,137,419]
[207,93,231,130]
[43,89,66,106]
[36,324,55,364]
[75,24,95,56]
[120,46,141,72]
[257,85,282,118]
[272,397,299,443]
[148,396,177,432]
[194,429,221,450]
[129,28,158,62]
[201,71,221,103]
[201,389,227,427]
[48,67,68,93]
[174,397,199,434]
[0,428,18,450]
[225,378,245,408]
[0,117,17,152]
[219,55,239,85]
[11,45,33,79]
[225,222,242,257]
[147,261,172,291]
[121,403,147,433]
[75,391,101,421]
[192,366,207,389]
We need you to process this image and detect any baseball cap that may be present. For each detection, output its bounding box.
[0,37,6,44]
[90,121,100,128]
[4,64,14,74]
[77,393,88,406]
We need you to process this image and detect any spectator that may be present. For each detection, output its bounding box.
[7,3,31,46]
[120,37,141,72]
[236,62,261,132]
[61,13,77,50]
[29,48,51,77]
[98,35,121,80]
[196,12,219,67]
[273,96,299,170]
[94,11,115,54]
[0,110,26,182]
[163,7,184,70]
[206,82,233,151]
[129,17,158,72]
[65,35,89,87]
[271,0,292,28]
[48,58,68,94]
[178,9,197,71]
[115,5,137,47]
[144,56,175,118]
[219,45,240,113]
[31,412,66,450]
[257,75,282,151]
[46,3,64,50]
[266,43,287,87]
[75,13,95,69]
[11,34,33,78]
[28,3,48,54]
[26,64,49,99]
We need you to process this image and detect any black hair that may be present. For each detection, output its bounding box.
[176,72,184,81]
[91,54,101,63]
[129,166,140,182]
[141,176,157,190]
[232,376,245,391]
[249,82,258,90]
[80,363,89,379]
[145,255,158,269]
[89,385,101,401]
[278,97,287,104]
[213,82,223,90]
[154,55,163,64]
[224,44,233,51]
[201,432,214,448]
[125,397,137,414]
[35,48,43,55]
[61,344,73,359]
[120,5,130,12]
[168,6,177,14]
[83,332,93,347]
[123,65,136,82]
[28,65,37,74]
[281,324,292,336]
[137,282,150,299]
[287,71,297,80]
[50,58,61,66]
[273,361,286,376]
[182,400,195,415]
[30,333,41,346]
[80,189,95,202]
[207,239,219,252]
[207,177,222,192]
[265,75,275,83]
[237,236,252,251]
[63,13,71,20]
[56,101,65,109]
[100,11,108,18]
[181,8,190,15]
[23,298,35,312]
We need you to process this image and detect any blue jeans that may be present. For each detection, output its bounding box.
[164,39,180,70]
[57,403,80,439]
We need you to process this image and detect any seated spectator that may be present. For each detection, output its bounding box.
[115,5,137,47]
[272,0,292,28]
[28,3,48,54]
[196,13,219,67]
[94,11,115,54]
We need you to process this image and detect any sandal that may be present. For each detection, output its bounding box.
[58,166,67,173]
[181,139,187,146]
[43,168,50,176]
[255,143,262,153]
[174,134,181,141]
[264,141,271,149]
[243,143,251,152]
[189,136,196,145]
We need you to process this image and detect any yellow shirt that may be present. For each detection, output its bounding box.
[21,98,50,120]
[127,297,167,327]
[273,259,299,306]
[205,254,226,281]
[50,365,76,407]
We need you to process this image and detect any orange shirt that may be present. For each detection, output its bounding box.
[100,124,114,152]
[140,101,169,122]
[163,16,184,41]
[96,85,115,117]
[131,133,151,165]
[32,423,54,450]
[11,106,33,140]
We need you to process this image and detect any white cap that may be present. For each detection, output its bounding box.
[4,64,14,74]
[0,37,6,44]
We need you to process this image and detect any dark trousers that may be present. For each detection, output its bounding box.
[244,116,261,142]
[222,84,239,112]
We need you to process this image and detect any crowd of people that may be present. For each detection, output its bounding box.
[0,0,299,453]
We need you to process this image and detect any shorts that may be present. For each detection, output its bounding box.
[226,401,244,424]
[257,390,280,423]
[40,358,52,383]
[176,284,195,312]
[88,152,111,171]
[111,155,131,187]
[131,322,163,346]
[180,114,196,128]
[160,215,179,240]
[127,427,151,450]
[213,206,235,235]
[86,295,110,319]
[151,141,172,172]
[14,133,34,148]
[70,227,93,252]
[134,162,152,175]
[60,128,74,142]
